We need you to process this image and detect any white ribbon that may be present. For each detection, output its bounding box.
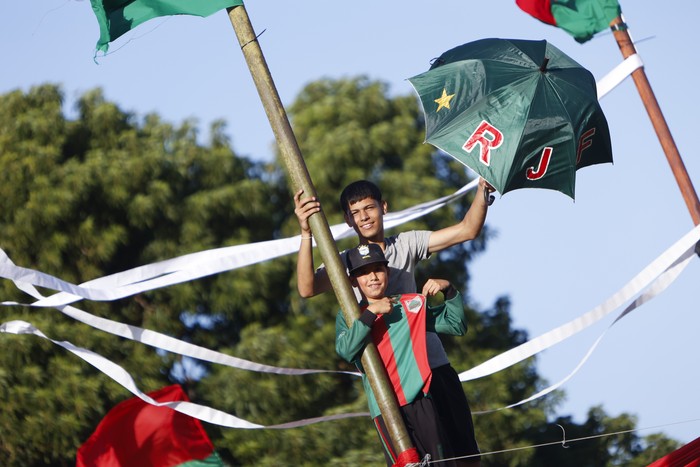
[2,225,696,426]
[0,320,369,428]
[0,249,358,377]
[1,179,478,308]
[597,53,643,100]
[460,224,700,383]
[0,181,477,378]
[474,244,696,413]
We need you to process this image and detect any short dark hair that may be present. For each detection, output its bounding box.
[339,180,383,215]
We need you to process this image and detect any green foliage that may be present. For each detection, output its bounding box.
[0,84,287,465]
[0,82,679,466]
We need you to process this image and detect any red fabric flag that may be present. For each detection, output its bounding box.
[648,437,700,467]
[77,385,220,467]
[516,0,556,25]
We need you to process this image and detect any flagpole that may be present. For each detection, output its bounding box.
[225,5,418,461]
[609,16,700,226]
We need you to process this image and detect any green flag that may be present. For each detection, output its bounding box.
[90,0,244,53]
[516,0,621,43]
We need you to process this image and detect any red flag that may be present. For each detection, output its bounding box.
[647,437,700,467]
[516,0,556,25]
[77,385,221,467]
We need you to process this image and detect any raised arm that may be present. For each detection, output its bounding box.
[294,189,332,297]
[428,178,494,254]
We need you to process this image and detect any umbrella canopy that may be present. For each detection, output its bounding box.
[408,38,613,199]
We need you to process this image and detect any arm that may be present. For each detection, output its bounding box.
[335,298,394,363]
[427,178,494,254]
[422,279,467,336]
[335,309,373,363]
[293,189,332,297]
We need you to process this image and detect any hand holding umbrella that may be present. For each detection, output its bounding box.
[481,178,496,206]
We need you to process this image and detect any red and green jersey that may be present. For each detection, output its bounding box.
[372,294,433,409]
[335,291,467,418]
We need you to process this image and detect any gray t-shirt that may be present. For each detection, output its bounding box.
[327,230,450,367]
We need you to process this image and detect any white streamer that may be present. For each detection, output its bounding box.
[1,228,694,428]
[0,249,357,377]
[597,53,643,100]
[2,224,696,425]
[0,320,369,429]
[474,245,696,413]
[0,181,477,378]
[0,180,478,308]
[460,224,700,383]
[0,234,700,429]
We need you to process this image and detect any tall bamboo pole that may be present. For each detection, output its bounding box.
[225,5,417,460]
[609,17,700,226]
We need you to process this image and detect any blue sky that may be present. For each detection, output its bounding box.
[2,0,699,447]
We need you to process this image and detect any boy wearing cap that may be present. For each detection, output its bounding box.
[336,243,468,466]
[294,179,488,465]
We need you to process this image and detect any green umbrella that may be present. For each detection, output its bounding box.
[408,38,613,199]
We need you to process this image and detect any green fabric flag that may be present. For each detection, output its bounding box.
[90,0,244,53]
[516,0,621,43]
[551,0,621,43]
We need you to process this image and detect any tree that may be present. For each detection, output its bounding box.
[0,84,288,465]
[0,82,679,466]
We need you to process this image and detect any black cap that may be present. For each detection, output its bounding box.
[347,243,388,275]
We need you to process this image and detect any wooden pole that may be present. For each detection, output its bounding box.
[225,5,417,459]
[609,16,700,226]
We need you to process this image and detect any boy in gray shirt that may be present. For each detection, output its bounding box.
[294,179,491,466]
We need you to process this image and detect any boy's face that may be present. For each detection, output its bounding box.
[350,263,388,300]
[344,197,387,241]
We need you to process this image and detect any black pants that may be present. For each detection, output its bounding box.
[373,392,448,466]
[429,364,480,461]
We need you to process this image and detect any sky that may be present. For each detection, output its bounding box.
[2,0,699,448]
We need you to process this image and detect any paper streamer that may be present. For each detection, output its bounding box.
[0,181,478,379]
[597,53,643,100]
[474,244,696,413]
[0,320,369,429]
[0,180,478,308]
[2,225,696,427]
[460,224,700,383]
[0,249,358,377]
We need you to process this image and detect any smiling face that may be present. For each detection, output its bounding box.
[344,197,387,242]
[350,262,389,300]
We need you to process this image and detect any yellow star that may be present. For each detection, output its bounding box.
[434,88,455,112]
